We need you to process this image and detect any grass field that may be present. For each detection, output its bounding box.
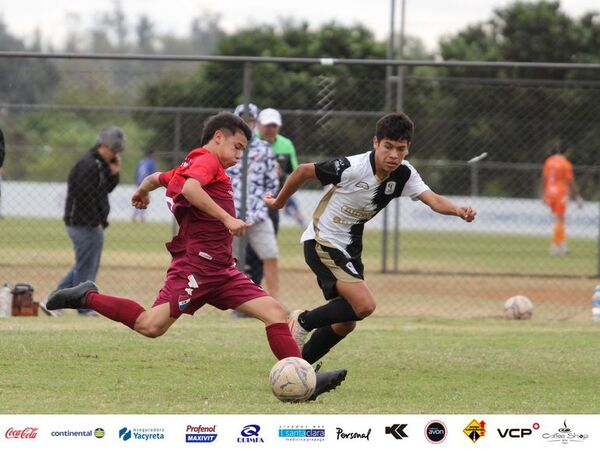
[1,217,599,414]
[0,217,597,320]
[1,314,599,414]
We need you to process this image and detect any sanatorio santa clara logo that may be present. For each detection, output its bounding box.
[425,421,447,444]
[185,425,217,443]
[237,424,264,443]
[119,426,165,442]
[278,425,325,441]
[542,420,588,444]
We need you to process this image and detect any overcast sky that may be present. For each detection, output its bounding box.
[1,0,598,52]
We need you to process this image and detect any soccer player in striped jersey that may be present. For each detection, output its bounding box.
[265,112,476,364]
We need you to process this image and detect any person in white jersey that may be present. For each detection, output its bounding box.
[265,112,477,364]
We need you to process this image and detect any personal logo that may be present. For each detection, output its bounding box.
[384,181,396,195]
[425,420,447,444]
[237,424,264,443]
[385,424,408,440]
[355,181,369,190]
[5,427,38,439]
[497,422,539,439]
[185,424,217,443]
[278,425,325,441]
[542,420,588,444]
[119,426,165,442]
[94,428,105,439]
[336,427,371,440]
[464,419,486,443]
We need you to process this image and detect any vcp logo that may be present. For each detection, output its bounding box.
[497,422,539,438]
[237,424,264,443]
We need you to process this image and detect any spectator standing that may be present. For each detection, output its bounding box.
[257,108,300,233]
[227,104,281,301]
[133,150,158,222]
[52,127,125,316]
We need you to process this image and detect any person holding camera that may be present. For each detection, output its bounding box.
[47,127,125,316]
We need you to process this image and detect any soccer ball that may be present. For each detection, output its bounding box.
[269,357,316,402]
[504,295,534,320]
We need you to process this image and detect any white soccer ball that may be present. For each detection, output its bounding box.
[504,295,534,320]
[269,357,316,402]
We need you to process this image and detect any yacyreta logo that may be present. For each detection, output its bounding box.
[119,426,165,441]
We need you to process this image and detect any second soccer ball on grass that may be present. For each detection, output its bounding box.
[504,295,534,320]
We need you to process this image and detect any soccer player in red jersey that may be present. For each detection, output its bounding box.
[47,112,346,400]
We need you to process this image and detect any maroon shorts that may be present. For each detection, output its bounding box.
[153,254,268,318]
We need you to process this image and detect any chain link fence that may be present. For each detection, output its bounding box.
[0,53,599,320]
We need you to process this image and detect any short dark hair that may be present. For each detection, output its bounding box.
[375,112,414,143]
[201,112,252,146]
[555,142,572,154]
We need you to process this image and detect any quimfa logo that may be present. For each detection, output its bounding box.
[497,423,539,438]
[237,424,264,443]
[185,425,217,443]
[464,419,486,443]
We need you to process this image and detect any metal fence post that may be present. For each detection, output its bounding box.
[171,111,182,236]
[236,62,253,266]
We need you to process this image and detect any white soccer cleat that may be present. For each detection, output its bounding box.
[288,309,309,349]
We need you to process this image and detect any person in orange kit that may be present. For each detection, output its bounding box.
[542,143,583,256]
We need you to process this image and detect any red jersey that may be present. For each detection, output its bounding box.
[158,147,235,270]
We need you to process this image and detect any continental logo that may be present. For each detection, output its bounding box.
[340,205,375,220]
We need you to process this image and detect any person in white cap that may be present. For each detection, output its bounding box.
[257,108,302,232]
[228,104,281,303]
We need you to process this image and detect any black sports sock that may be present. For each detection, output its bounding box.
[302,326,345,364]
[298,298,360,331]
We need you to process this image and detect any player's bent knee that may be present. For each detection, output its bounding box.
[139,325,167,339]
[354,300,376,319]
[332,321,356,336]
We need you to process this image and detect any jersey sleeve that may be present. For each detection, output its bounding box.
[314,157,351,186]
[401,161,430,200]
[183,154,220,186]
[158,168,177,187]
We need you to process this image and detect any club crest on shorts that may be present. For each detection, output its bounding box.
[385,181,396,195]
[178,295,191,311]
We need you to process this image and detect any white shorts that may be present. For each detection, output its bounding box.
[233,218,279,260]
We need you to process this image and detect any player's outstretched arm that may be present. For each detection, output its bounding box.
[417,190,476,222]
[131,172,162,209]
[182,178,250,236]
[264,163,317,210]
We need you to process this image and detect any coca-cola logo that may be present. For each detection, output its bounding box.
[5,427,39,439]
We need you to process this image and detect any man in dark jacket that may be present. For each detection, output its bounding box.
[53,126,125,316]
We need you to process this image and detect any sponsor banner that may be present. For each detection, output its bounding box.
[3,182,598,238]
[0,415,598,450]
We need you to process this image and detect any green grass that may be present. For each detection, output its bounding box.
[1,314,599,414]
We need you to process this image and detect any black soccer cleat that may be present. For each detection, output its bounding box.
[307,367,347,401]
[46,281,98,311]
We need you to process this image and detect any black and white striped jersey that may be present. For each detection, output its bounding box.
[300,150,429,259]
